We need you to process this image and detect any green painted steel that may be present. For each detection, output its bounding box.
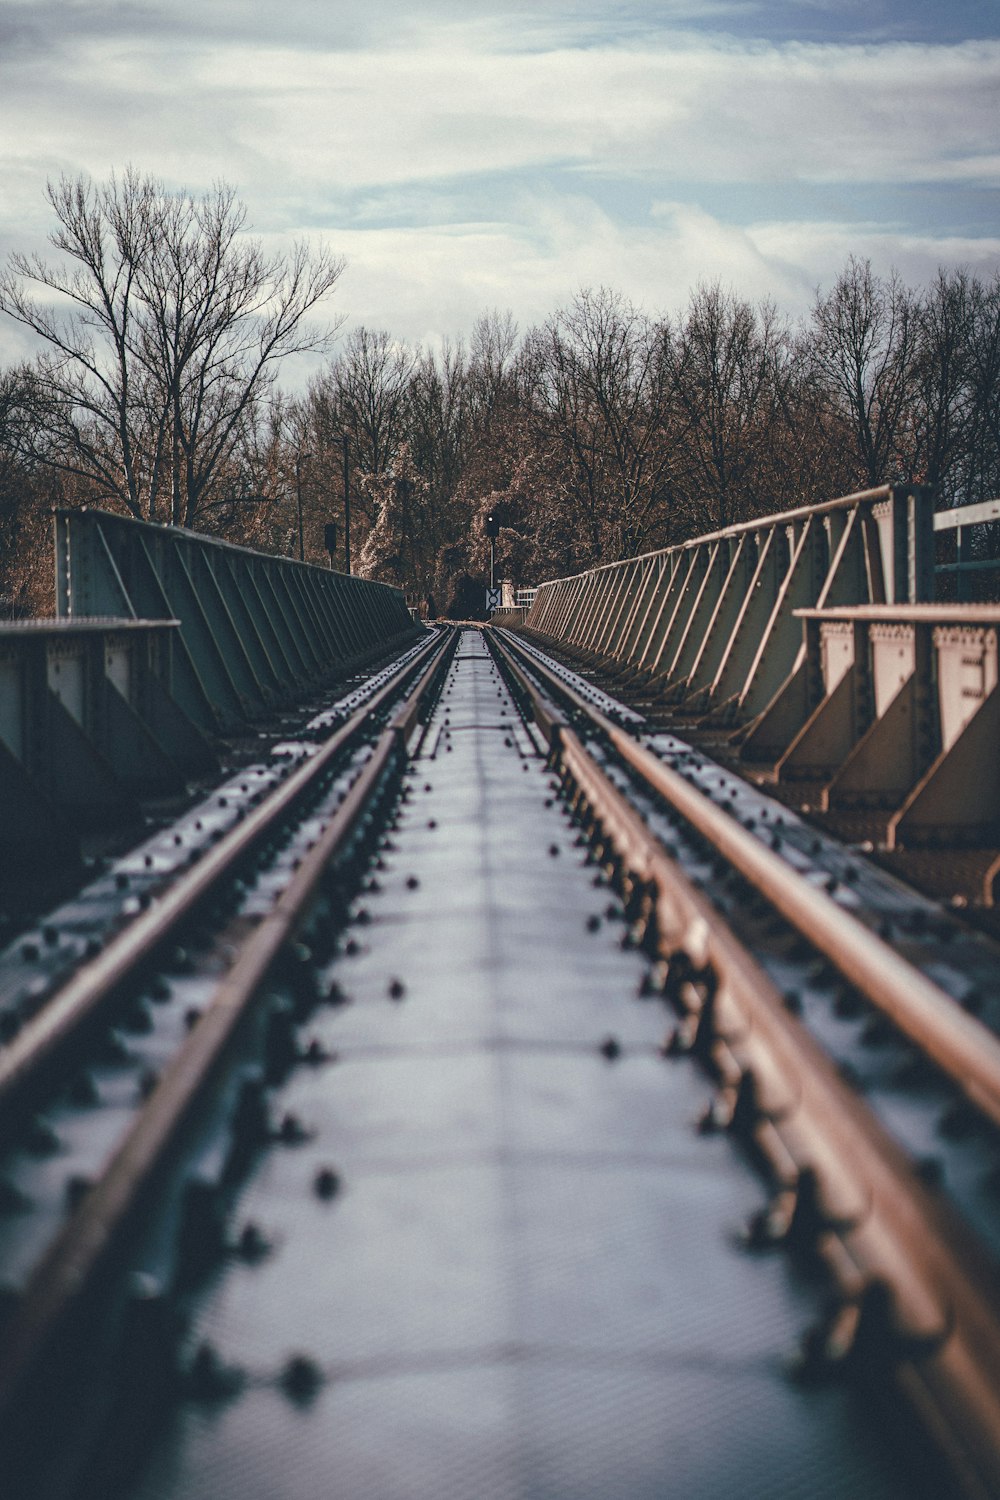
[0,618,215,869]
[56,509,420,733]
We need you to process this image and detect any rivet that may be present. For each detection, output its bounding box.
[586,914,601,932]
[122,999,154,1034]
[406,875,420,890]
[282,1354,323,1404]
[388,978,406,1000]
[314,1167,341,1200]
[102,1029,132,1063]
[237,1221,270,1261]
[187,1341,244,1401]
[548,844,559,857]
[279,1112,309,1145]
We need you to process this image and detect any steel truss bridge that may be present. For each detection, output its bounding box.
[0,489,999,1500]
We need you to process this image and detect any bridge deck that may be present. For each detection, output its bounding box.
[128,632,913,1500]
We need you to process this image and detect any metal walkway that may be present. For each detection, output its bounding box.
[125,633,913,1500]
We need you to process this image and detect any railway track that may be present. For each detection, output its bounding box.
[0,624,998,1498]
[489,626,1000,1492]
[0,626,455,1497]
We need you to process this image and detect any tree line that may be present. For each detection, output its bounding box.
[1,171,999,617]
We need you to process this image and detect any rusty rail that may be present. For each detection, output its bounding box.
[0,629,447,1120]
[0,628,456,1435]
[495,628,1000,1134]
[489,625,1000,1499]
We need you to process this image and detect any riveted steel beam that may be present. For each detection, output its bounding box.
[56,509,420,733]
[770,604,1000,849]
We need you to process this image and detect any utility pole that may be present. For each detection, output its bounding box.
[295,451,312,562]
[342,433,351,575]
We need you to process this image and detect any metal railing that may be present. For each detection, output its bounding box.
[933,498,1000,600]
[56,509,421,732]
[524,484,934,729]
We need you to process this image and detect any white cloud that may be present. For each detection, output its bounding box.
[0,8,998,362]
[318,197,1000,354]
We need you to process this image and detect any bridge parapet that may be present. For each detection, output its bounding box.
[525,485,934,729]
[56,509,420,733]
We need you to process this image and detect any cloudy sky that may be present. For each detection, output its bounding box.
[1,0,998,361]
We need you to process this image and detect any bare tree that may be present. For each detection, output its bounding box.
[668,284,804,531]
[468,308,519,419]
[965,272,1000,503]
[536,287,674,562]
[809,257,916,487]
[0,169,345,527]
[0,366,58,614]
[906,268,975,499]
[324,326,415,475]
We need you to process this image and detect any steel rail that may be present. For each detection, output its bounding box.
[489,627,1000,1499]
[0,626,456,1431]
[494,627,1000,1137]
[0,627,446,1121]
